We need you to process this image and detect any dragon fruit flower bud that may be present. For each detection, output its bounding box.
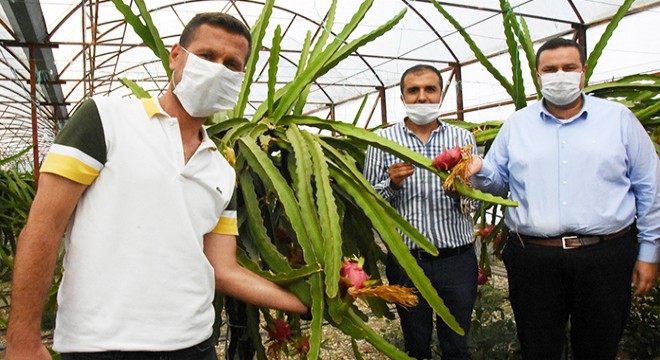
[340,257,370,290]
[295,335,310,355]
[477,268,490,285]
[267,319,292,343]
[476,225,495,238]
[433,145,462,171]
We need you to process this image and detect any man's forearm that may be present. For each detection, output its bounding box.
[7,225,63,347]
[6,173,84,349]
[217,264,308,314]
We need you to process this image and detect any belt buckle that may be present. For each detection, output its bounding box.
[562,236,578,249]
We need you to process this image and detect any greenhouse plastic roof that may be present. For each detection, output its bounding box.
[1,0,659,166]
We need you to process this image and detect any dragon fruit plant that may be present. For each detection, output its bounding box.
[112,0,517,358]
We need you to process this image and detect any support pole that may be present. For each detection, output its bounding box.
[376,86,387,124]
[450,63,464,121]
[572,23,587,51]
[29,44,40,185]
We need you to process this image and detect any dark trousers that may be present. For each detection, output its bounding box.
[60,336,217,360]
[502,232,639,360]
[225,297,255,360]
[386,247,477,360]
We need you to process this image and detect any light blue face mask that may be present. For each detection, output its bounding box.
[405,103,441,125]
[173,48,244,117]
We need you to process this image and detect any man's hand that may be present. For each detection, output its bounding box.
[632,260,659,296]
[4,342,51,360]
[465,155,483,179]
[388,162,414,189]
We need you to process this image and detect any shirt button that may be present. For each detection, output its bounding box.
[562,201,567,205]
[562,160,567,164]
[562,181,567,185]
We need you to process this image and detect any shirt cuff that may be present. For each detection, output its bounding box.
[381,178,399,199]
[638,241,660,263]
[472,158,495,187]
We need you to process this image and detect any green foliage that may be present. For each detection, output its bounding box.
[499,0,526,109]
[585,74,660,124]
[445,119,504,144]
[112,0,517,358]
[118,78,151,99]
[0,148,36,328]
[0,148,35,251]
[235,0,274,119]
[267,25,282,117]
[110,0,171,79]
[469,284,520,360]
[431,0,517,107]
[517,17,540,97]
[620,279,660,359]
[432,0,636,109]
[584,0,635,85]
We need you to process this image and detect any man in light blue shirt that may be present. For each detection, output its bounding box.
[468,38,659,360]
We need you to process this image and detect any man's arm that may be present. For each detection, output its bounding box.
[364,145,411,200]
[204,233,307,314]
[465,122,510,197]
[6,173,87,360]
[624,110,660,295]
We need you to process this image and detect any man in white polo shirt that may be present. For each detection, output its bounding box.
[6,13,307,360]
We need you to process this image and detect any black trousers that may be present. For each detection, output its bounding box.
[60,336,217,360]
[386,246,477,360]
[502,231,638,360]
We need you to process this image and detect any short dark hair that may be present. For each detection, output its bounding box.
[535,38,586,69]
[400,65,443,94]
[180,13,252,61]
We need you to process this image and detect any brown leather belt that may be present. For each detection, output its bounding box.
[516,226,632,249]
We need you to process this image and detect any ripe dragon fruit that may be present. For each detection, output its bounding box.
[433,144,462,171]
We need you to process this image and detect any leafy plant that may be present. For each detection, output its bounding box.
[620,279,660,359]
[112,0,517,358]
[469,284,520,360]
[431,0,539,109]
[584,0,635,85]
[0,147,36,328]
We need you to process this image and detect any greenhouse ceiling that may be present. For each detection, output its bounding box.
[1,0,659,167]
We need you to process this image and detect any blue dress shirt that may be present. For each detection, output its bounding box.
[472,95,660,263]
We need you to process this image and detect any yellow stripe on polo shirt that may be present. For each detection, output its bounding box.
[212,216,239,235]
[141,97,165,118]
[41,152,101,185]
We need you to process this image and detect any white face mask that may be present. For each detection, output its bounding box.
[173,48,244,117]
[540,71,583,106]
[405,103,441,125]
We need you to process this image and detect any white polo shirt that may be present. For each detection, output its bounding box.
[41,96,238,352]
